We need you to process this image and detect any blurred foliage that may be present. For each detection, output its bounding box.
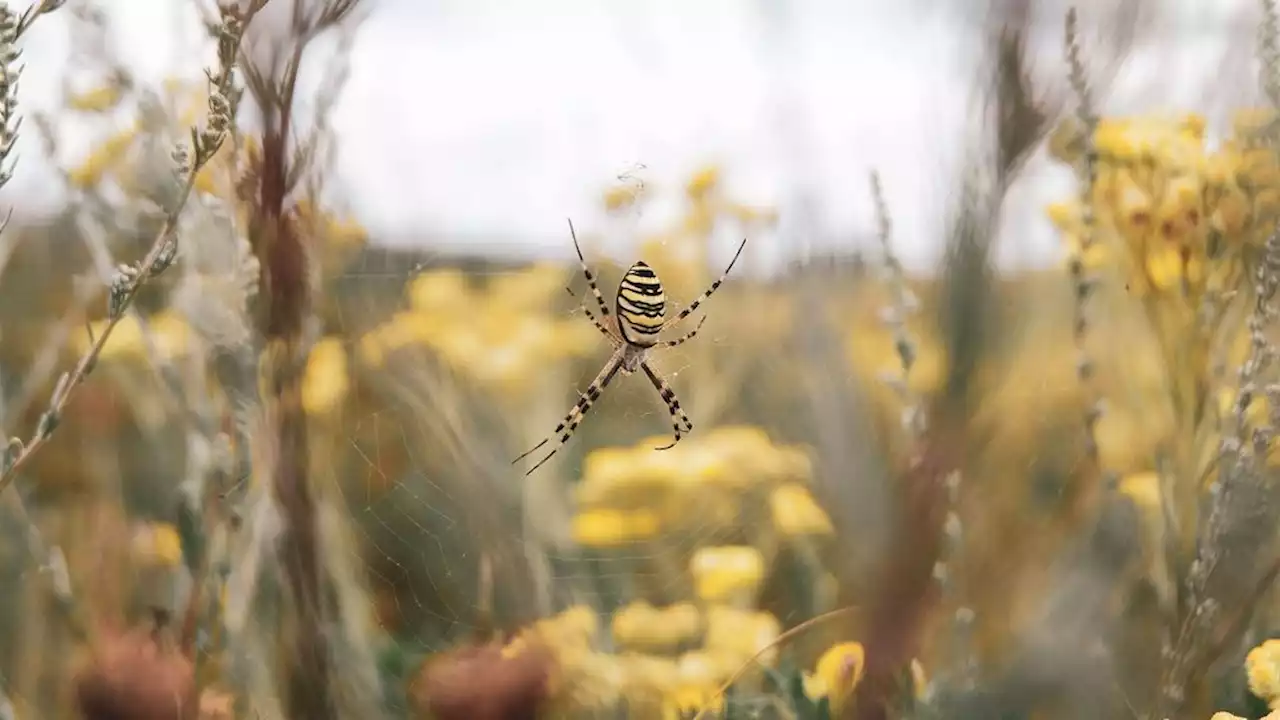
[11,5,1280,719]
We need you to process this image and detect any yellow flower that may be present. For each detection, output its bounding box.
[805,641,866,711]
[703,607,781,666]
[67,83,125,113]
[604,185,640,212]
[301,337,349,416]
[1247,639,1280,708]
[577,446,680,510]
[612,601,701,652]
[553,605,600,647]
[770,484,834,537]
[689,545,765,605]
[408,269,471,313]
[85,312,192,363]
[1112,170,1154,239]
[682,205,716,237]
[1210,712,1248,720]
[325,213,368,251]
[686,165,720,201]
[1156,174,1204,240]
[1144,241,1203,294]
[1178,112,1207,142]
[1211,183,1252,237]
[572,508,661,548]
[131,522,184,568]
[488,263,567,314]
[663,682,722,719]
[70,128,136,189]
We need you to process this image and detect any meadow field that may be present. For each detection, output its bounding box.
[6,1,1280,719]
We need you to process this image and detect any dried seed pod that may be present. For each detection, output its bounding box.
[408,642,552,720]
[74,626,195,720]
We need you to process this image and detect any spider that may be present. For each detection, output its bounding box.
[513,219,748,476]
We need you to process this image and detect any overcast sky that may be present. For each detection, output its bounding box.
[6,0,1259,273]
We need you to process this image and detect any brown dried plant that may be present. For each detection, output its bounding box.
[850,2,1055,717]
[232,0,366,717]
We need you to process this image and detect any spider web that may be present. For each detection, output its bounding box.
[330,240,727,666]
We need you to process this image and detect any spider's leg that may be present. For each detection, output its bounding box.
[641,361,694,451]
[664,237,748,328]
[565,286,618,343]
[659,315,705,348]
[567,218,613,322]
[515,354,624,476]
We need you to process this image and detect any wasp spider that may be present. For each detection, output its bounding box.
[514,220,748,476]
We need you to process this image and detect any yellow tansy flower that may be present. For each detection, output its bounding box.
[805,641,866,711]
[572,508,661,548]
[689,545,765,605]
[131,522,184,568]
[770,484,834,537]
[301,337,349,416]
[686,165,720,201]
[1248,639,1280,709]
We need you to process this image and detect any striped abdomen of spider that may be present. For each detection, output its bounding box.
[513,220,747,476]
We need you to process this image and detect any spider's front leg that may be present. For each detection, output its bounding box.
[565,286,619,344]
[641,361,694,451]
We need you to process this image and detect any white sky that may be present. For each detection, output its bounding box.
[5,0,1261,274]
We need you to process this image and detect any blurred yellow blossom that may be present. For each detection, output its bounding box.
[703,607,781,666]
[69,127,136,189]
[770,483,833,537]
[130,522,183,568]
[804,641,866,711]
[686,165,720,202]
[576,447,672,510]
[690,546,765,605]
[66,83,125,113]
[302,337,349,416]
[612,601,701,652]
[488,263,568,314]
[663,682,722,719]
[409,269,472,314]
[83,311,192,364]
[572,508,661,548]
[604,184,641,213]
[1248,639,1280,709]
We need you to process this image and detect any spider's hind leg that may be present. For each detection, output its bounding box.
[514,354,624,476]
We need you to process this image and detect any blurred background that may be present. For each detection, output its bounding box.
[3,0,1280,719]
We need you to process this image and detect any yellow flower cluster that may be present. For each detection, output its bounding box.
[551,427,840,715]
[357,264,600,397]
[77,311,193,364]
[1047,111,1280,302]
[301,337,350,417]
[508,602,921,717]
[1249,639,1280,710]
[572,426,822,553]
[129,521,184,569]
[601,164,775,313]
[508,601,821,717]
